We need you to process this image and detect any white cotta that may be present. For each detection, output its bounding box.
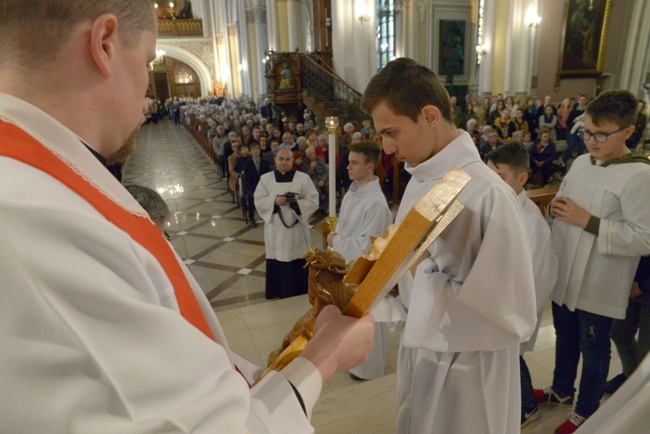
[518,189,558,354]
[334,176,393,380]
[550,153,650,319]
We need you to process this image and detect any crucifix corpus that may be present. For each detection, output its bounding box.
[257,166,471,382]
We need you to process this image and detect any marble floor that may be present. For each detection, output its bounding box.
[123,120,621,433]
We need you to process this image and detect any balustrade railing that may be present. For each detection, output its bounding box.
[303,55,366,123]
[157,19,203,37]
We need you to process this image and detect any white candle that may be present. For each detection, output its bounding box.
[325,116,338,218]
[328,131,336,217]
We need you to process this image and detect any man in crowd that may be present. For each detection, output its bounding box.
[0,2,374,432]
[236,143,271,228]
[254,149,319,299]
[212,123,229,176]
[529,129,557,186]
[450,95,463,128]
[536,90,650,433]
[264,139,280,169]
[486,144,558,428]
[563,94,588,165]
[362,57,536,433]
[327,140,393,381]
[302,146,328,216]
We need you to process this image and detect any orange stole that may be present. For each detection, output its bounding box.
[0,121,215,340]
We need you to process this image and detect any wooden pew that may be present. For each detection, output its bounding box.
[526,184,559,217]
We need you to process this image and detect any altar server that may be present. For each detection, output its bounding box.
[255,148,319,299]
[487,143,558,428]
[362,58,537,433]
[327,140,393,380]
[536,90,650,434]
[0,2,374,433]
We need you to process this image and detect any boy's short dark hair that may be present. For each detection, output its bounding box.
[249,143,260,150]
[586,90,637,128]
[348,140,382,167]
[487,143,530,174]
[361,57,452,124]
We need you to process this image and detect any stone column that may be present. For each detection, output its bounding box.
[478,0,497,94]
[253,3,269,98]
[619,0,650,93]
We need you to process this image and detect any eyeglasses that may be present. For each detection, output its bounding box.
[577,126,629,143]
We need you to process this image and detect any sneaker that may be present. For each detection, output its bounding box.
[554,411,586,434]
[534,386,574,406]
[521,406,539,428]
[604,373,626,394]
[250,220,257,228]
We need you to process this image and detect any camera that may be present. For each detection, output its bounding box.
[280,192,300,204]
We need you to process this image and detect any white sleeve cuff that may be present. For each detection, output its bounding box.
[280,357,323,419]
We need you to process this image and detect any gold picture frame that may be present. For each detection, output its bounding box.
[558,0,612,77]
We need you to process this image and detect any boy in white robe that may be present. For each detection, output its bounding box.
[254,148,319,299]
[537,90,650,433]
[0,3,375,433]
[487,143,559,428]
[361,58,537,433]
[327,140,393,380]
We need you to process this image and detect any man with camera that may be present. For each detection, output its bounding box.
[254,148,319,299]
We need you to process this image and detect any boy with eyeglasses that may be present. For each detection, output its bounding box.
[535,90,650,433]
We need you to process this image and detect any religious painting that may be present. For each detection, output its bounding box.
[438,19,466,77]
[559,0,612,76]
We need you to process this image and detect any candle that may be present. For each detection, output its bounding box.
[325,116,339,218]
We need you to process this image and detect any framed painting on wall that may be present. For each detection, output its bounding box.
[438,20,466,77]
[559,0,612,76]
[432,7,471,82]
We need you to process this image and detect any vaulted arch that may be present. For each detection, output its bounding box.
[155,43,213,96]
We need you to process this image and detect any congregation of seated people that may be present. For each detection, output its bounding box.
[171,89,649,211]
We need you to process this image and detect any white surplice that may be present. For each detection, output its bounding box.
[254,171,318,262]
[394,131,537,434]
[551,154,650,319]
[0,93,321,434]
[333,177,393,380]
[333,177,392,263]
[518,189,558,353]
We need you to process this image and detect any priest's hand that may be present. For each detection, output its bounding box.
[550,197,590,228]
[276,196,288,206]
[326,233,336,247]
[300,305,375,383]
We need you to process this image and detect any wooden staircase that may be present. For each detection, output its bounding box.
[264,52,368,127]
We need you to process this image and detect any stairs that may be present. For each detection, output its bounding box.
[301,54,366,126]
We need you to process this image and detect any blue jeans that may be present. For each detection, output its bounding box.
[552,303,614,418]
[611,299,650,377]
[520,356,536,412]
